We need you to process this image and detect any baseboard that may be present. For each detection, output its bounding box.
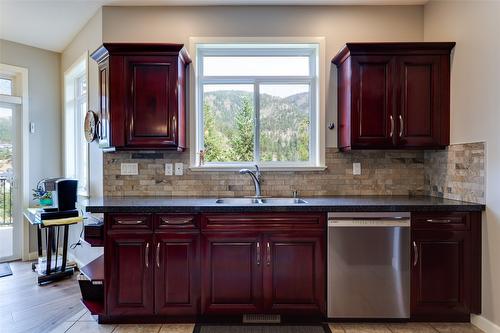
[472,314,500,333]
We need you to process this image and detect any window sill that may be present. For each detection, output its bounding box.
[189,165,327,172]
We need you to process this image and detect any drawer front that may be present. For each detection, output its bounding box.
[201,213,326,231]
[107,213,153,231]
[156,214,198,230]
[412,212,469,231]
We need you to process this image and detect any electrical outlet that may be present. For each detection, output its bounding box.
[121,163,138,176]
[353,162,361,175]
[165,163,173,176]
[174,163,183,176]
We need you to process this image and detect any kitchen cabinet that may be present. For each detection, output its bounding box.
[201,213,326,317]
[91,44,191,150]
[202,232,263,314]
[411,212,481,321]
[333,42,454,150]
[155,232,199,316]
[105,214,200,317]
[106,232,154,316]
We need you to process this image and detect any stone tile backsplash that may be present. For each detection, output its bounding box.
[103,143,485,204]
[424,142,485,204]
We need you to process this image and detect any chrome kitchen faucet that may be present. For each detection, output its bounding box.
[239,165,262,198]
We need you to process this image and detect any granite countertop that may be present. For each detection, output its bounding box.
[85,195,485,213]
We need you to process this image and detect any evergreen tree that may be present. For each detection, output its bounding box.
[203,104,225,162]
[230,97,254,161]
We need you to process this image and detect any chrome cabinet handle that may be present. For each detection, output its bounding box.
[256,242,261,266]
[426,219,452,224]
[390,115,394,138]
[399,115,403,137]
[161,217,194,225]
[413,241,418,267]
[266,242,271,266]
[145,242,150,268]
[116,219,144,225]
[156,242,160,268]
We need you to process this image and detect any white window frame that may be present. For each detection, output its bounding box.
[190,37,326,171]
[63,52,89,196]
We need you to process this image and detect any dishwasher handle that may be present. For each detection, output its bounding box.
[328,219,410,227]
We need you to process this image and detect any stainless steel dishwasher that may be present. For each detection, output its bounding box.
[327,212,411,319]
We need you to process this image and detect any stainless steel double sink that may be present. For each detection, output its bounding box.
[215,197,308,205]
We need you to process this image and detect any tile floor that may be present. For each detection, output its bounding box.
[52,311,484,333]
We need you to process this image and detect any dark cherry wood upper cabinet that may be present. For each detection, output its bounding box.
[106,233,154,316]
[411,212,482,321]
[333,42,455,150]
[91,43,191,150]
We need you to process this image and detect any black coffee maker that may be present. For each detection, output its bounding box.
[41,178,78,212]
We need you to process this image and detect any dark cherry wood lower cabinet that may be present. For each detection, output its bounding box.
[410,212,481,321]
[201,232,263,314]
[106,233,154,316]
[264,233,325,315]
[155,232,200,316]
[200,213,326,317]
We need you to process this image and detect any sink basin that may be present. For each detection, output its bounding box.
[215,198,308,205]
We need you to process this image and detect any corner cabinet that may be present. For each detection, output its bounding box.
[333,42,455,151]
[91,44,191,150]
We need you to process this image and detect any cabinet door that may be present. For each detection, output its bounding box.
[411,230,471,321]
[263,232,325,315]
[397,55,447,148]
[97,59,111,149]
[106,233,154,316]
[201,232,263,314]
[155,232,199,316]
[125,55,178,148]
[351,55,396,148]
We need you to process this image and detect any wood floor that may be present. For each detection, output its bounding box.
[0,261,485,333]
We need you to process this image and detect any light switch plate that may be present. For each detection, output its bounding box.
[29,122,35,133]
[121,163,138,176]
[353,162,361,175]
[174,163,183,176]
[165,163,173,176]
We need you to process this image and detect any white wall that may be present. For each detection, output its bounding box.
[61,9,103,266]
[102,5,424,147]
[424,0,500,328]
[0,39,61,253]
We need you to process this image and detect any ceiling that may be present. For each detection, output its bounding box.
[0,0,429,53]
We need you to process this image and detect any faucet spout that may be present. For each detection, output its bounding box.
[239,165,262,197]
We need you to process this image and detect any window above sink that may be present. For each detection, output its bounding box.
[190,38,326,172]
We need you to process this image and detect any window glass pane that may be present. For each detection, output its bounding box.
[203,56,310,76]
[259,84,310,162]
[0,79,12,95]
[0,107,13,175]
[203,84,254,163]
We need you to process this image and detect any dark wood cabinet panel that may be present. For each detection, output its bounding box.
[397,55,446,148]
[107,213,153,231]
[201,232,263,314]
[97,59,110,149]
[264,232,325,315]
[91,44,191,150]
[351,55,395,148]
[106,233,154,316]
[333,42,454,150]
[155,232,199,316]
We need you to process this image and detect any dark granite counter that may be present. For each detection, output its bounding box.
[85,195,485,214]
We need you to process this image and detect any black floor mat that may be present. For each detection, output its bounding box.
[0,263,12,278]
[194,324,330,333]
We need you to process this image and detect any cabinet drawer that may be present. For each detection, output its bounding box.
[156,214,198,230]
[107,213,153,231]
[412,212,469,231]
[202,213,325,231]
